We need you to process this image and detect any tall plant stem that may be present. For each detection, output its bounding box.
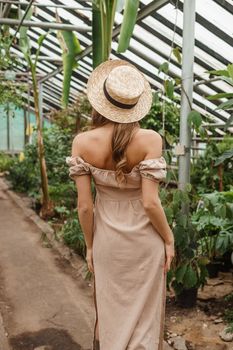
[30,65,52,217]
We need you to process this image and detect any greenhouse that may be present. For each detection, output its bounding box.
[0,0,232,349]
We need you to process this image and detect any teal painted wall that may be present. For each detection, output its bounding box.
[0,105,50,152]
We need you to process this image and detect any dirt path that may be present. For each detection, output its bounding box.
[0,186,95,350]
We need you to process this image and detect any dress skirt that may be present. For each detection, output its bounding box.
[92,186,166,350]
[65,155,168,350]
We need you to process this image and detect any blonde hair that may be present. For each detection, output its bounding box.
[91,109,139,185]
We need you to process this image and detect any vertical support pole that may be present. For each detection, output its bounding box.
[27,81,31,143]
[178,0,196,190]
[24,107,27,146]
[38,82,43,128]
[7,103,10,151]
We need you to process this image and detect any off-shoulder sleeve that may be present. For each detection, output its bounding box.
[66,156,91,180]
[138,157,167,183]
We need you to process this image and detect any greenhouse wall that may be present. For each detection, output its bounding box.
[0,105,50,152]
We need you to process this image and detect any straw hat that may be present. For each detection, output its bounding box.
[87,59,152,123]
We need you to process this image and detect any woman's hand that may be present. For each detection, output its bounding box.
[86,247,94,274]
[164,240,175,274]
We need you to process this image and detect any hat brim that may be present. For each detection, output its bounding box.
[86,60,152,124]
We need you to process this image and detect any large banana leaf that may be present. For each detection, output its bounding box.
[57,15,82,108]
[92,1,103,68]
[92,0,117,67]
[117,0,139,53]
[19,6,33,56]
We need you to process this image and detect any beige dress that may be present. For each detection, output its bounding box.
[66,155,167,350]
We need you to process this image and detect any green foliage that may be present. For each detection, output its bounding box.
[49,94,91,132]
[191,137,233,193]
[92,0,117,65]
[0,32,25,108]
[0,31,18,69]
[7,143,40,193]
[207,64,233,129]
[7,125,74,206]
[117,0,140,53]
[172,47,182,64]
[0,84,26,108]
[0,152,14,172]
[56,15,82,108]
[192,191,233,259]
[164,80,174,100]
[140,92,180,148]
[161,187,208,295]
[59,210,86,259]
[158,62,169,74]
[188,110,202,130]
[215,148,233,166]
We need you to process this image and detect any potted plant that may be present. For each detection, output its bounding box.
[161,186,208,308]
[192,191,233,277]
[168,221,208,308]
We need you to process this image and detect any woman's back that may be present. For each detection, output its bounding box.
[72,123,163,173]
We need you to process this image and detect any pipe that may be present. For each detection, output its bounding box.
[178,0,196,190]
[0,18,92,31]
[0,1,92,10]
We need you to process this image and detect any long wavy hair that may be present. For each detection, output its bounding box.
[90,109,140,185]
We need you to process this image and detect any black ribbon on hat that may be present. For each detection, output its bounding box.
[103,79,138,110]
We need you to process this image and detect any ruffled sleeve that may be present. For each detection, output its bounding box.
[138,156,167,183]
[66,156,91,180]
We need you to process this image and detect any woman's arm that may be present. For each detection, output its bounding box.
[141,131,174,272]
[142,180,174,273]
[74,175,94,250]
[71,135,94,272]
[141,180,174,244]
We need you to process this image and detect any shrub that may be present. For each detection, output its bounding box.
[7,143,40,193]
[191,137,233,193]
[7,125,73,200]
[0,152,14,172]
[60,210,86,259]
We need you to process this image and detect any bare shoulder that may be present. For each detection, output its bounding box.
[136,129,163,158]
[71,130,92,156]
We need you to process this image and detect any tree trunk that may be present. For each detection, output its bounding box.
[31,71,53,218]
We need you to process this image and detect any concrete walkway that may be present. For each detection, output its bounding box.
[0,180,95,350]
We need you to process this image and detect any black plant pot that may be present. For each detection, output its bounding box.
[217,252,233,272]
[176,287,198,308]
[206,262,222,278]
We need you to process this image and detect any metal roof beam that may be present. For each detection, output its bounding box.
[0,18,92,31]
[2,0,12,17]
[0,1,92,10]
[212,0,233,14]
[150,12,230,66]
[177,1,233,47]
